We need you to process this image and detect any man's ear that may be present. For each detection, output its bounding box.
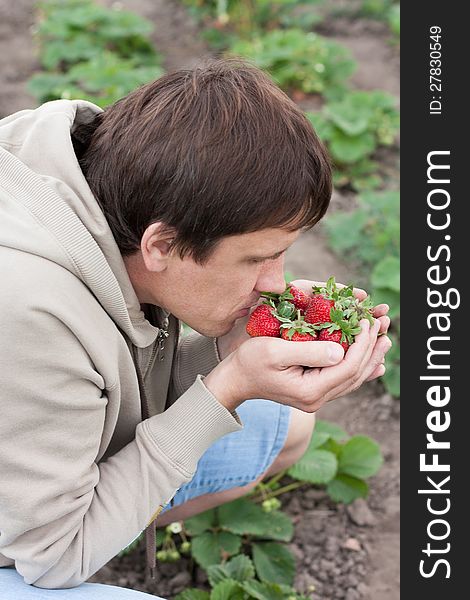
[140,222,177,272]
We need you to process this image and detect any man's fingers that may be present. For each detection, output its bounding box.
[314,319,372,387]
[366,363,386,381]
[289,279,366,300]
[361,335,392,381]
[352,287,367,301]
[377,315,390,335]
[290,279,368,306]
[275,337,344,368]
[372,303,390,318]
[288,279,323,295]
[349,318,381,379]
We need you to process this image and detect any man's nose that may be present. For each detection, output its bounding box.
[254,256,286,294]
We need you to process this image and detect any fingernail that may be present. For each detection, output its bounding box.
[328,344,344,363]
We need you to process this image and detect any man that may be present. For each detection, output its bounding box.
[0,58,391,597]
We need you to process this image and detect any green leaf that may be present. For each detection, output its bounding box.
[184,508,217,535]
[229,28,355,98]
[326,474,369,504]
[191,531,242,569]
[241,579,288,600]
[388,4,400,36]
[338,436,383,479]
[315,420,349,442]
[371,256,400,293]
[324,209,370,253]
[260,510,294,542]
[225,554,256,581]
[306,112,335,141]
[218,498,293,541]
[27,72,71,103]
[321,437,343,456]
[325,103,370,136]
[208,554,256,586]
[382,362,400,397]
[218,498,267,536]
[287,449,337,484]
[210,579,245,600]
[174,590,211,600]
[207,564,232,587]
[252,542,296,586]
[330,130,376,164]
[372,287,400,319]
[307,430,331,449]
[156,527,165,548]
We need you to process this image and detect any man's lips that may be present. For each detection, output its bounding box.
[235,299,260,317]
[242,298,261,311]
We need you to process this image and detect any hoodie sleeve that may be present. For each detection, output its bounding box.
[0,277,242,589]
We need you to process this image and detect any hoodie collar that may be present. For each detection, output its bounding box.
[0,100,159,348]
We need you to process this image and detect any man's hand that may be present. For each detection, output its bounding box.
[289,278,391,383]
[205,317,392,413]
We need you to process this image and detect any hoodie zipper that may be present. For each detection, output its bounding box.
[143,319,169,379]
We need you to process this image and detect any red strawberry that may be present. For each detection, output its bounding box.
[279,309,317,341]
[318,328,349,352]
[288,285,311,312]
[246,304,281,337]
[281,329,316,342]
[305,295,335,324]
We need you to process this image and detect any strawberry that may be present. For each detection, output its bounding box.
[281,329,316,342]
[287,285,311,312]
[246,304,281,337]
[318,328,350,352]
[305,295,335,324]
[252,277,375,351]
[279,309,317,341]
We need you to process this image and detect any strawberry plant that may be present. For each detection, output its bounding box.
[28,0,164,107]
[181,0,325,44]
[146,420,382,597]
[360,0,400,41]
[306,90,399,190]
[324,190,400,396]
[228,28,356,98]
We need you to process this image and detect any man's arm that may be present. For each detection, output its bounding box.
[0,292,241,589]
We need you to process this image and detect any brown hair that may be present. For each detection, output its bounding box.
[74,57,332,263]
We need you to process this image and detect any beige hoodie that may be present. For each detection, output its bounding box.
[0,100,243,589]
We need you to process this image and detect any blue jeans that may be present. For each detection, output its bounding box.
[0,568,164,599]
[0,400,291,598]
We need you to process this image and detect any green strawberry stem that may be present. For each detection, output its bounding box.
[250,479,310,503]
[263,470,286,489]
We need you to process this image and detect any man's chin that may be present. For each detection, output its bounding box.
[183,319,230,337]
[186,321,234,339]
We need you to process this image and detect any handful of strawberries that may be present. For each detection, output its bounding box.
[246,277,375,352]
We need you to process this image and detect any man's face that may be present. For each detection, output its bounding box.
[152,227,301,337]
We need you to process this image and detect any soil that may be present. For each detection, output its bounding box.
[0,2,399,599]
